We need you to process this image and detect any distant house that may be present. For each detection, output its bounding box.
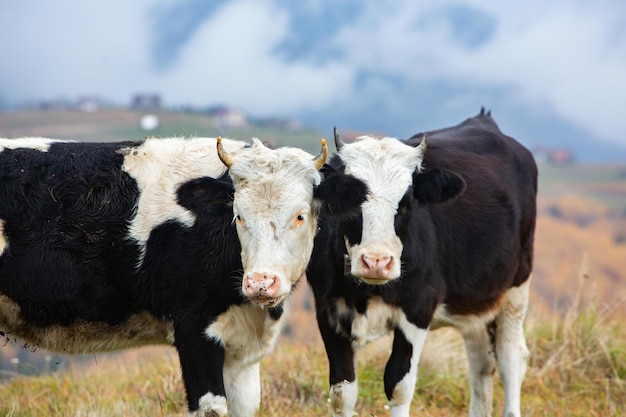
[75,97,100,112]
[532,145,574,165]
[258,117,302,130]
[207,106,248,129]
[131,94,162,110]
[549,149,574,165]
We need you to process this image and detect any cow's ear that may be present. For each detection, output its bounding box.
[413,168,465,204]
[314,167,368,218]
[177,175,234,216]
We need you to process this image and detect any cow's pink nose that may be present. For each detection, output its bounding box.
[243,272,279,299]
[360,254,394,277]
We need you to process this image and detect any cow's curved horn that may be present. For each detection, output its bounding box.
[334,126,345,151]
[313,139,328,170]
[217,136,235,168]
[417,133,428,156]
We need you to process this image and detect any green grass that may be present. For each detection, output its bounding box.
[0,108,326,152]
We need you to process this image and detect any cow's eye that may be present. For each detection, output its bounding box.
[235,214,244,226]
[294,212,306,227]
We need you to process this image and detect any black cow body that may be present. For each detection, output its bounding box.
[307,109,537,417]
[0,136,365,417]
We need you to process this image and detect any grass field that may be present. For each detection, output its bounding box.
[1,275,624,416]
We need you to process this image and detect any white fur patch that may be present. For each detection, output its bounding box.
[205,302,289,366]
[0,137,70,152]
[344,296,398,349]
[196,392,228,417]
[431,303,500,335]
[122,137,246,257]
[329,379,358,417]
[224,362,261,417]
[496,279,531,417]
[338,137,425,279]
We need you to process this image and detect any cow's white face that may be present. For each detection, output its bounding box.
[337,136,425,284]
[226,139,324,306]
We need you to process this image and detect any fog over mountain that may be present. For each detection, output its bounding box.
[1,1,625,162]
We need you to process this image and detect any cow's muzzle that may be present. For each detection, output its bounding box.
[350,248,400,283]
[243,272,283,307]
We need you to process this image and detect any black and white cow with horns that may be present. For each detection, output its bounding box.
[0,135,367,416]
[307,109,537,417]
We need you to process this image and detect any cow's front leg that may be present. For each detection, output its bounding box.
[318,311,358,417]
[223,361,261,417]
[384,320,429,417]
[175,331,227,417]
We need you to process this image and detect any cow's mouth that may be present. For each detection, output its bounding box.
[250,294,283,307]
[358,276,393,285]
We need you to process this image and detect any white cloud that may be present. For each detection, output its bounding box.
[152,0,353,115]
[0,0,158,103]
[327,0,626,146]
[455,2,626,145]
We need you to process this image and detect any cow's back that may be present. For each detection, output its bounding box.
[0,140,143,327]
[407,115,537,311]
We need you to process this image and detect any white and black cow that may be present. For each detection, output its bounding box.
[307,109,537,417]
[0,136,367,417]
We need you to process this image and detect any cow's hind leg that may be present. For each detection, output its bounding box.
[495,279,530,417]
[460,320,497,417]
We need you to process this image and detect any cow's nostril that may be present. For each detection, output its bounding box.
[359,254,395,278]
[244,273,279,297]
[362,255,392,269]
[361,255,373,271]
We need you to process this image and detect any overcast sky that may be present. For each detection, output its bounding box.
[1,0,625,157]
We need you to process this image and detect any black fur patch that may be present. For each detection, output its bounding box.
[412,168,466,204]
[314,158,368,219]
[176,172,234,218]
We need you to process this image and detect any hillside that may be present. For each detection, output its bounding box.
[0,108,325,153]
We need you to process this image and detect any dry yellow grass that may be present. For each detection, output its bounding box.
[1,291,624,416]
